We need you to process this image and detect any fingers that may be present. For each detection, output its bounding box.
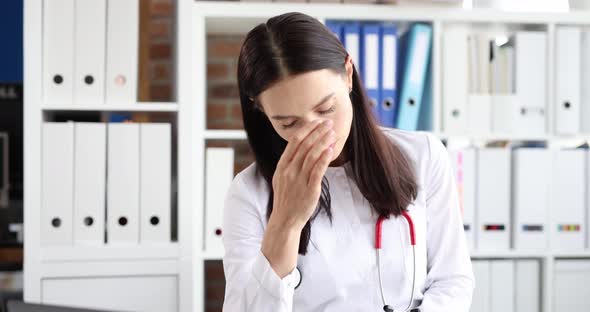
[301,127,336,178]
[290,119,334,172]
[308,145,334,188]
[276,119,323,173]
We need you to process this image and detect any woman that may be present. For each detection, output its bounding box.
[222,12,474,311]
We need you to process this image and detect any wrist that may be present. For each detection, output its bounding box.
[268,213,305,233]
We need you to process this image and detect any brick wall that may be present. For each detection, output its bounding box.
[146,1,252,310]
[147,0,175,101]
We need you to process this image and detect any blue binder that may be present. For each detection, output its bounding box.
[417,56,433,131]
[361,23,382,123]
[343,22,362,77]
[325,20,344,43]
[396,24,433,131]
[379,23,398,128]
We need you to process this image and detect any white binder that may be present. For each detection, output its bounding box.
[471,260,490,312]
[41,122,74,245]
[581,29,590,134]
[490,260,515,312]
[512,148,550,251]
[442,26,469,134]
[476,148,511,251]
[551,149,585,251]
[43,0,74,106]
[491,95,519,134]
[73,123,106,245]
[448,148,476,251]
[555,26,582,135]
[140,123,171,244]
[467,94,492,135]
[107,123,140,244]
[205,148,234,255]
[554,260,590,310]
[514,32,547,136]
[515,260,541,312]
[74,0,107,106]
[105,0,139,105]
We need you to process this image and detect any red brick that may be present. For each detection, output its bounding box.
[207,103,228,121]
[207,122,229,130]
[230,104,243,119]
[207,62,230,80]
[150,19,172,38]
[150,62,171,81]
[210,83,240,99]
[228,119,244,130]
[150,0,173,18]
[149,84,172,101]
[150,43,172,59]
[206,141,232,148]
[208,40,243,58]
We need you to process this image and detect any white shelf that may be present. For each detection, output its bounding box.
[437,132,590,141]
[204,129,247,140]
[40,244,180,262]
[552,251,590,258]
[195,2,590,24]
[41,102,179,112]
[40,259,180,278]
[202,252,223,261]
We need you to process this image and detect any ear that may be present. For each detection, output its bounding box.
[344,55,354,90]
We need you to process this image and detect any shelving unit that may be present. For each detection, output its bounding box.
[24,0,187,311]
[187,3,590,312]
[40,102,179,112]
[23,0,590,311]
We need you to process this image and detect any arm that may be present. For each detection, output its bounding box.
[222,175,300,312]
[419,133,475,312]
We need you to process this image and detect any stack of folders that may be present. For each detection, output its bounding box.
[325,21,433,131]
[555,26,590,135]
[448,145,590,253]
[471,259,541,312]
[41,122,171,246]
[0,132,7,207]
[204,148,235,255]
[442,27,551,136]
[43,0,139,107]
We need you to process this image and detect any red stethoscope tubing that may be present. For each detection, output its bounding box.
[375,211,417,312]
[375,210,416,249]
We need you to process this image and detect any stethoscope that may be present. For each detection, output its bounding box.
[376,210,417,312]
[293,210,419,312]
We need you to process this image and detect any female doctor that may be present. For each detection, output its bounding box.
[222,12,474,312]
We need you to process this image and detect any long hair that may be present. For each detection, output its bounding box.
[237,12,418,255]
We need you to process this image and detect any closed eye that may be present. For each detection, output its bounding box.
[281,105,336,129]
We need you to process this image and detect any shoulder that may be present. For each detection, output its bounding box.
[380,127,439,161]
[379,127,447,181]
[228,161,270,208]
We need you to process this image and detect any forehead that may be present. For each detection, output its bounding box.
[258,69,341,112]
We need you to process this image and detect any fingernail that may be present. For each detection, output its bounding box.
[324,120,333,126]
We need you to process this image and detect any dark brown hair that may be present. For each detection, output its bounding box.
[237,12,418,255]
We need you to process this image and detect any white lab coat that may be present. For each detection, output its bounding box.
[222,128,475,311]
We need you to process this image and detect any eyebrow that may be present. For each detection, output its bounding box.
[270,92,335,120]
